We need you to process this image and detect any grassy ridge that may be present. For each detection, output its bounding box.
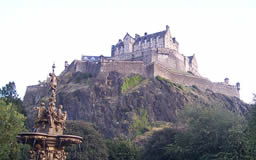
[121,75,144,93]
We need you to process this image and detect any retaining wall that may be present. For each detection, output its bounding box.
[152,62,239,97]
[67,60,239,98]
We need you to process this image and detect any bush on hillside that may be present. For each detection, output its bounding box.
[64,120,108,160]
[142,105,249,160]
[105,139,141,160]
[121,75,143,93]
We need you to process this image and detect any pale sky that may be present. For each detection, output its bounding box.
[0,0,256,103]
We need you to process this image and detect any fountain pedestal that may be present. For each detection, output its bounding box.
[17,64,82,160]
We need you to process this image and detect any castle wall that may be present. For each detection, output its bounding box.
[111,48,197,75]
[70,59,239,98]
[153,49,186,73]
[71,60,146,77]
[100,61,146,76]
[74,60,101,75]
[152,62,239,97]
[111,48,155,65]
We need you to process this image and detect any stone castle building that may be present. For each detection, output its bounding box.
[73,26,240,97]
[110,25,199,76]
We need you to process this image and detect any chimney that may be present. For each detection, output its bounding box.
[135,34,140,39]
[64,61,69,69]
[172,37,176,43]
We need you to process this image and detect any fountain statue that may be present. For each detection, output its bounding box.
[17,64,83,160]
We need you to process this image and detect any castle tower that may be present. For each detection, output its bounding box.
[123,33,135,53]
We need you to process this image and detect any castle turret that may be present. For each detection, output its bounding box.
[224,78,229,85]
[236,82,240,91]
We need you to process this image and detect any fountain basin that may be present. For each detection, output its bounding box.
[17,132,83,147]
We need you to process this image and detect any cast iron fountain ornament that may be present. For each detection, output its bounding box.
[17,64,83,160]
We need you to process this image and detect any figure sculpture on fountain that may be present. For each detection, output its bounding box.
[34,63,66,135]
[17,63,82,160]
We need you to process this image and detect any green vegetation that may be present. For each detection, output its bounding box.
[121,75,143,93]
[0,82,28,160]
[130,108,151,137]
[248,94,256,157]
[0,99,27,159]
[142,105,249,160]
[0,82,25,114]
[73,72,92,83]
[64,120,108,160]
[156,76,188,92]
[2,80,256,160]
[105,139,141,160]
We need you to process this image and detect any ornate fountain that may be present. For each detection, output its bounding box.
[17,64,83,160]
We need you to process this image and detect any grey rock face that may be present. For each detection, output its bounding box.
[23,71,249,138]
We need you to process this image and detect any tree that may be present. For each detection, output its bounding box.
[175,105,249,160]
[142,105,249,160]
[248,94,256,158]
[142,128,179,160]
[64,120,108,160]
[105,139,141,160]
[0,81,18,100]
[0,82,24,114]
[130,108,151,137]
[0,99,27,160]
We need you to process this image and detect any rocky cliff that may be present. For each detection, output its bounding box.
[23,70,249,138]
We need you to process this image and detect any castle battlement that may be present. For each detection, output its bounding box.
[76,25,240,98]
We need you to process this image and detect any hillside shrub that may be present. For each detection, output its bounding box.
[64,120,108,160]
[121,75,143,93]
[105,139,141,160]
[130,108,151,137]
[142,105,249,160]
[73,72,92,83]
[156,76,185,91]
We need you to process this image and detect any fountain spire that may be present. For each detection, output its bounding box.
[17,64,82,160]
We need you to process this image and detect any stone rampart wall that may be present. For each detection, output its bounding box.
[68,60,239,98]
[153,62,239,97]
[73,60,101,76]
[112,48,155,64]
[100,61,146,76]
[112,48,192,74]
[69,60,146,77]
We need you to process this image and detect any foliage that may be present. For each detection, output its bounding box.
[0,81,18,99]
[176,105,249,160]
[0,82,24,114]
[156,76,185,91]
[121,75,143,93]
[142,128,179,160]
[142,105,249,160]
[105,139,141,160]
[248,94,256,158]
[131,108,151,137]
[73,72,92,83]
[64,120,108,160]
[0,99,27,160]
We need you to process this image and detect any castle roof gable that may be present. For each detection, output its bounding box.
[123,33,134,40]
[134,30,166,44]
